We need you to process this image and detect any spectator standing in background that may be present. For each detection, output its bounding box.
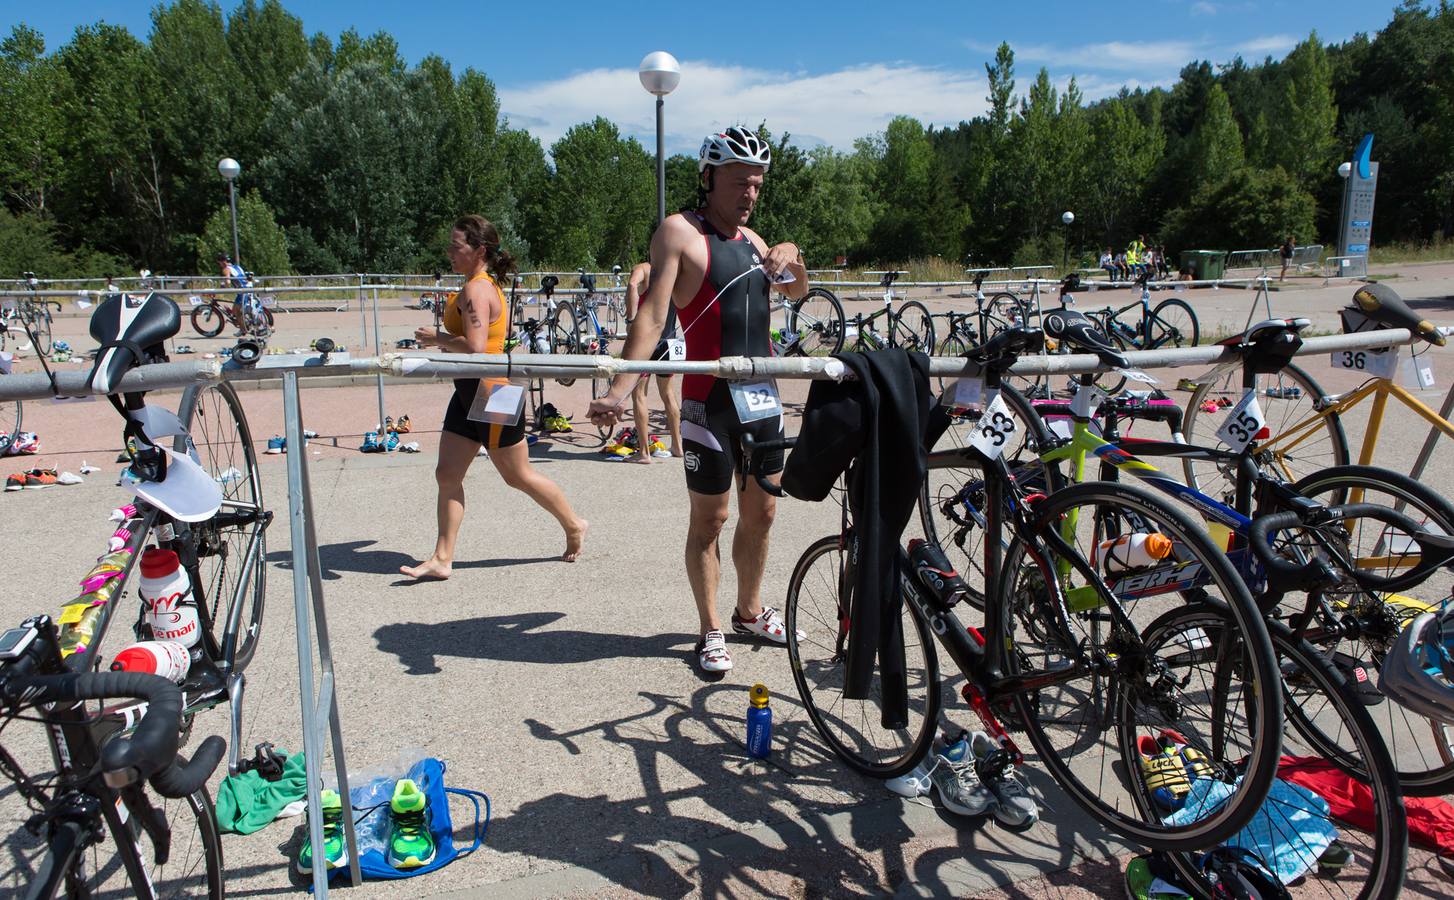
[1279,235,1296,281]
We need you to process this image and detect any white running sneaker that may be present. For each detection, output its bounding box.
[696,630,733,673]
[885,753,938,798]
[928,734,996,816]
[970,731,1039,827]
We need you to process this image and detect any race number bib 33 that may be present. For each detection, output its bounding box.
[969,392,1019,460]
[730,380,781,423]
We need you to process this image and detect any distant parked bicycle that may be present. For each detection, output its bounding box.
[190,272,274,338]
[1080,270,1198,394]
[770,287,845,356]
[1,273,62,357]
[843,271,935,353]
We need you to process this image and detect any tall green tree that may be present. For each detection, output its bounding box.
[1266,33,1337,187]
[1186,84,1244,191]
[194,189,290,273]
[531,118,653,267]
[0,26,65,218]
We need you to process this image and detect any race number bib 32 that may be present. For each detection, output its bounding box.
[730,380,781,423]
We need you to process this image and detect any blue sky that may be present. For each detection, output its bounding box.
[3,1,1411,152]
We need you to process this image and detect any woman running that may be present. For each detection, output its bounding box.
[401,215,587,579]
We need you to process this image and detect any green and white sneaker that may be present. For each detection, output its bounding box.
[296,789,348,874]
[387,779,436,869]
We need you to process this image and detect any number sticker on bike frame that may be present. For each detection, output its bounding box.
[969,392,1018,460]
[730,380,781,423]
[1214,389,1266,453]
[1330,347,1399,379]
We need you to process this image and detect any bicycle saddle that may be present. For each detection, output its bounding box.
[1042,309,1129,369]
[540,275,559,294]
[880,271,901,287]
[87,292,180,394]
[1217,317,1307,374]
[579,273,596,292]
[969,326,1044,372]
[1348,282,1446,346]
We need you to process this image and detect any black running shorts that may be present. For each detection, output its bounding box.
[442,379,525,449]
[680,380,784,495]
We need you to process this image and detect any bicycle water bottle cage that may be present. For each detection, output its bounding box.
[86,292,180,396]
[540,275,559,297]
[1042,309,1130,369]
[1223,318,1308,375]
[1346,282,1446,346]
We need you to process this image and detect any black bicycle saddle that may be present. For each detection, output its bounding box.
[1348,282,1446,346]
[1220,318,1308,374]
[579,272,596,292]
[87,292,180,394]
[1042,309,1129,369]
[540,275,559,294]
[969,326,1044,373]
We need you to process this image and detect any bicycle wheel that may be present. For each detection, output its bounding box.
[890,301,935,352]
[176,380,266,673]
[987,292,1026,330]
[1142,607,1407,899]
[1002,480,1282,849]
[1091,328,1130,397]
[932,333,970,393]
[787,288,845,356]
[1148,297,1199,349]
[1290,465,1454,796]
[0,398,20,454]
[919,384,1065,609]
[190,304,225,338]
[1183,362,1348,500]
[549,304,580,387]
[29,310,53,356]
[785,533,941,778]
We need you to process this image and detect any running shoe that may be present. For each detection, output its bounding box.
[696,630,733,673]
[387,778,436,869]
[1137,734,1192,811]
[394,415,412,434]
[926,733,995,816]
[266,436,285,455]
[296,788,348,873]
[730,606,804,644]
[4,473,23,492]
[970,731,1039,827]
[23,469,57,490]
[885,752,938,798]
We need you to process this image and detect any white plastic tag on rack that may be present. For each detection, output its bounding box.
[1070,384,1108,418]
[1401,353,1435,389]
[1214,389,1267,453]
[947,377,983,408]
[969,392,1018,459]
[1330,346,1399,379]
[1117,368,1158,384]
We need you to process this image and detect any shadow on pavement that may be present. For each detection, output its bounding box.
[469,684,1123,896]
[373,612,685,675]
[266,540,557,580]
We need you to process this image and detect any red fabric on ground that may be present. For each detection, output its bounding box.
[1279,755,1454,855]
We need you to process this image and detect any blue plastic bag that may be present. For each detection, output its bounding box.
[327,757,490,882]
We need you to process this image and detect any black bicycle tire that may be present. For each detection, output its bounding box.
[190,304,224,338]
[788,288,845,356]
[932,333,970,393]
[785,533,942,778]
[1182,361,1349,493]
[1005,480,1282,849]
[176,380,266,674]
[918,383,1066,609]
[1149,297,1199,348]
[549,304,579,386]
[32,311,53,357]
[1140,605,1407,900]
[1291,464,1454,796]
[891,300,935,353]
[0,399,20,451]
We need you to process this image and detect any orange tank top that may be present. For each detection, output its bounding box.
[443,272,506,353]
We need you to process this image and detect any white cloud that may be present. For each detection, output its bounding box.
[1191,1,1219,15]
[1015,40,1204,73]
[499,61,988,154]
[1237,34,1299,56]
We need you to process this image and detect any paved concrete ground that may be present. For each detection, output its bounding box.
[1,263,1453,897]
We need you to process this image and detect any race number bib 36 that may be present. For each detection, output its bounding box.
[1330,347,1399,379]
[730,380,781,423]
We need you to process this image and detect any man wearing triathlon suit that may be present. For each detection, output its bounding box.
[589,127,808,673]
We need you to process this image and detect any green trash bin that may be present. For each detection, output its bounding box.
[1179,250,1227,280]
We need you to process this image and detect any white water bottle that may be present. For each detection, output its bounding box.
[1096,532,1173,574]
[533,333,549,354]
[138,548,200,648]
[110,640,191,684]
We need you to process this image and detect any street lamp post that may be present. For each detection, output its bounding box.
[1336,161,1353,258]
[1061,210,1075,274]
[638,52,681,226]
[217,157,242,266]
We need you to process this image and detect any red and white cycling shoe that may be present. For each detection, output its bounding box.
[696,630,733,673]
[731,606,804,644]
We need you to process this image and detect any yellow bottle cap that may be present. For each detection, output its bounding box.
[750,683,770,708]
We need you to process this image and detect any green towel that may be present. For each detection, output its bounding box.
[215,749,307,835]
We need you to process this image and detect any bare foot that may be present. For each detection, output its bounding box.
[562,520,589,562]
[671,447,684,458]
[400,558,452,580]
[631,451,652,465]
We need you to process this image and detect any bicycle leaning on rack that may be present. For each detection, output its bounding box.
[1,273,63,357]
[754,328,1286,855]
[189,273,274,339]
[769,286,846,357]
[841,271,936,354]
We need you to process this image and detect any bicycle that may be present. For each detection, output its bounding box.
[0,616,226,898]
[769,287,846,357]
[548,272,621,402]
[2,275,63,357]
[1183,282,1450,498]
[842,271,935,354]
[189,273,274,339]
[932,273,1033,391]
[1006,315,1454,796]
[766,328,1286,853]
[1075,271,1198,396]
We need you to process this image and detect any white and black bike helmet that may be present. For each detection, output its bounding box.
[1378,608,1454,725]
[698,126,772,172]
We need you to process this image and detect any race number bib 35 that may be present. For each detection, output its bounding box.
[468,381,525,426]
[1214,389,1266,453]
[730,380,781,423]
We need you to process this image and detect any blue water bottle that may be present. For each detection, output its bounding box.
[747,683,772,759]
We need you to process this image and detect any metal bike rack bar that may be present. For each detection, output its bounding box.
[283,369,363,894]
